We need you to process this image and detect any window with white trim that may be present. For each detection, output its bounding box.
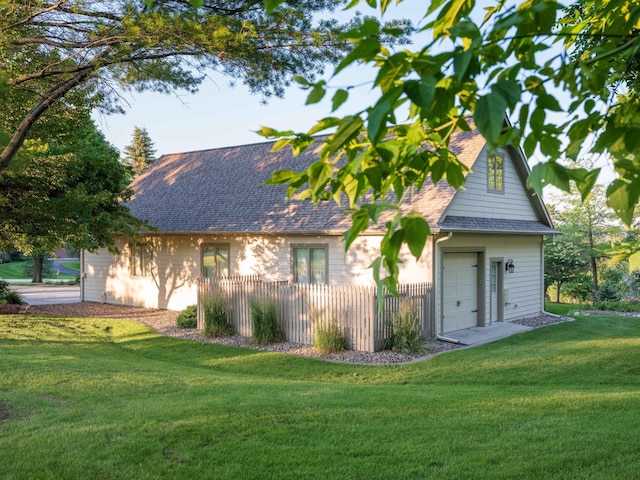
[202,244,229,278]
[292,246,327,284]
[488,154,504,192]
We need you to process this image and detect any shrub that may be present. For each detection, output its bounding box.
[250,298,282,345]
[203,294,233,337]
[0,280,22,305]
[597,283,621,302]
[593,300,640,313]
[385,302,426,355]
[314,318,348,354]
[176,305,197,328]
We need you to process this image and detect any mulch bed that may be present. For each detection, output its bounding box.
[0,304,22,315]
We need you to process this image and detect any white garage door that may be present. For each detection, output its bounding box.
[442,253,478,333]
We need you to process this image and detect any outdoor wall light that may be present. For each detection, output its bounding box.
[505,259,515,273]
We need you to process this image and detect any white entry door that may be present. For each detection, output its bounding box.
[442,253,479,333]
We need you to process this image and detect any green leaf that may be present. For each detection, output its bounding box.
[293,75,311,86]
[536,94,563,112]
[339,18,381,41]
[266,169,297,185]
[367,87,402,144]
[334,38,381,76]
[344,209,370,250]
[332,89,349,112]
[306,82,326,105]
[263,0,283,14]
[403,77,437,110]
[474,91,507,145]
[327,116,364,156]
[375,52,408,92]
[493,80,521,109]
[527,162,571,196]
[272,138,292,152]
[362,202,397,223]
[308,117,340,135]
[607,180,640,227]
[446,160,467,189]
[434,0,476,38]
[401,213,430,258]
[307,161,334,196]
[256,126,279,138]
[453,49,473,82]
[571,168,600,202]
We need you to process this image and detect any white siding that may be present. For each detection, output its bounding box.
[444,145,538,221]
[83,233,432,311]
[434,233,544,335]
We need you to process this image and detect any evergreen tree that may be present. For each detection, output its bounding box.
[122,127,157,177]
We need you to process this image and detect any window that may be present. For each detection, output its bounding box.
[488,154,504,192]
[293,246,327,284]
[131,243,152,277]
[202,244,229,278]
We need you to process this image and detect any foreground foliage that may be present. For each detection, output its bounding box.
[0,280,21,305]
[0,0,402,167]
[261,0,640,294]
[1,311,640,478]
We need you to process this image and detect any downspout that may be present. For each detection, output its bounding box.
[80,250,85,302]
[433,232,453,338]
[540,237,545,314]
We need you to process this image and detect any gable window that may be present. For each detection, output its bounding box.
[131,243,152,277]
[488,154,504,192]
[202,244,229,278]
[293,246,327,284]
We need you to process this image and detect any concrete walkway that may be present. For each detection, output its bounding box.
[10,285,80,305]
[442,322,533,346]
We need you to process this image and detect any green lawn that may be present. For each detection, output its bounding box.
[0,261,29,280]
[2,308,640,479]
[61,260,80,272]
[0,261,76,280]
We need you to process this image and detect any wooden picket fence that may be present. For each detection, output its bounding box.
[197,276,433,352]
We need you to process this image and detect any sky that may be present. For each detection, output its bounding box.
[92,1,615,188]
[94,2,416,157]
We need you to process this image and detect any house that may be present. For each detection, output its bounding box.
[81,125,557,338]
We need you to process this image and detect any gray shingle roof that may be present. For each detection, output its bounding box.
[439,216,558,234]
[126,127,488,235]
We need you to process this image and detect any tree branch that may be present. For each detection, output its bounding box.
[0,68,95,169]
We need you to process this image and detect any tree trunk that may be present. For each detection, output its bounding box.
[556,281,562,303]
[32,253,44,283]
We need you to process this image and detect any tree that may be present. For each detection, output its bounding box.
[122,127,157,178]
[0,114,146,282]
[0,0,397,168]
[557,187,620,302]
[544,233,589,303]
[260,0,640,294]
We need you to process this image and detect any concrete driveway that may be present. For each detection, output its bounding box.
[10,284,80,305]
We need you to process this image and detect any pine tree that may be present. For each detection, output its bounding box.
[122,127,156,177]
